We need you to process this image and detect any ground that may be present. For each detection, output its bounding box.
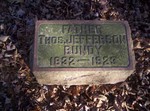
[0,0,150,111]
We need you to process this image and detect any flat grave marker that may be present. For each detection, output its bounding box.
[31,20,135,85]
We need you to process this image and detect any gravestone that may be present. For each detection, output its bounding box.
[31,20,135,85]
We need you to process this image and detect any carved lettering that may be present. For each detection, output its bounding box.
[45,37,51,44]
[38,23,128,67]
[62,24,102,34]
[95,45,102,54]
[64,46,71,55]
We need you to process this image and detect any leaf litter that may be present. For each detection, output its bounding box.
[0,0,150,110]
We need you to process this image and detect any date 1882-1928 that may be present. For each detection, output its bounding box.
[49,56,116,67]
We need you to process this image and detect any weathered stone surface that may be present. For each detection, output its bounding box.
[31,20,135,85]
